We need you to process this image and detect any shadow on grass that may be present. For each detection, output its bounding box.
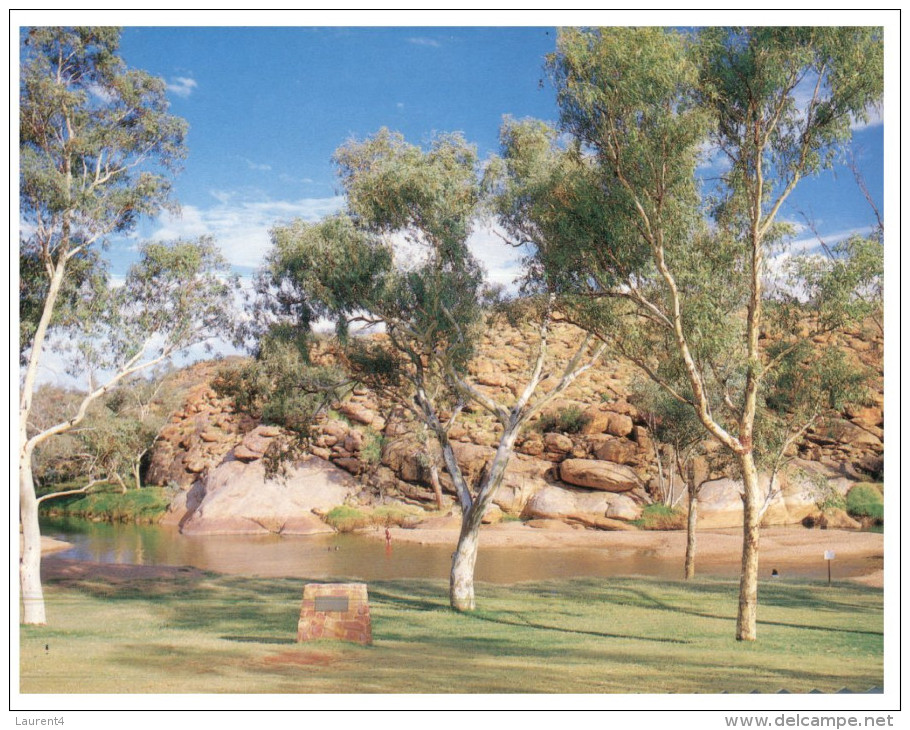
[609,584,882,637]
[519,577,884,638]
[370,583,690,645]
[466,610,691,644]
[220,635,295,645]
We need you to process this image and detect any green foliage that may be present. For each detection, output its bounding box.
[214,341,347,440]
[786,232,884,334]
[537,405,590,435]
[324,505,371,533]
[634,503,687,531]
[323,504,422,532]
[20,26,237,462]
[845,484,884,520]
[20,27,191,363]
[530,26,883,478]
[360,428,385,467]
[20,27,187,243]
[39,485,171,523]
[804,470,847,512]
[246,129,487,450]
[371,505,422,528]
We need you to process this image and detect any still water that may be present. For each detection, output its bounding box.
[40,516,699,584]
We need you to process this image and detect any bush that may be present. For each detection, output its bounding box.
[537,405,590,434]
[360,429,385,466]
[371,505,421,528]
[846,483,884,521]
[324,505,372,533]
[635,503,686,530]
[324,504,422,532]
[38,485,172,523]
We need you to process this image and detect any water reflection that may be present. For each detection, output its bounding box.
[41,516,701,583]
[40,517,874,584]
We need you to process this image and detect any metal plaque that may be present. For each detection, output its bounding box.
[314,596,350,612]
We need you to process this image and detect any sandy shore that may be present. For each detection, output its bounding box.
[380,519,884,587]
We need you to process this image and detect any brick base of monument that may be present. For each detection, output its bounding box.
[296,583,372,645]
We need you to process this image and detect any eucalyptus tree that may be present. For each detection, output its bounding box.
[258,129,604,611]
[500,27,882,640]
[19,27,236,625]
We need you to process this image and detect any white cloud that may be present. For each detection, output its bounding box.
[468,222,527,289]
[241,157,272,172]
[148,194,344,269]
[851,103,883,131]
[381,221,526,290]
[278,173,314,185]
[407,37,441,47]
[166,76,198,98]
[696,141,732,176]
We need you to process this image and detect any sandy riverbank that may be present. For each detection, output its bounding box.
[378,519,884,587]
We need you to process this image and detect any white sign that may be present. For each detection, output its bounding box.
[824,550,836,560]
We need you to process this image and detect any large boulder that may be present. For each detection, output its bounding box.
[523,484,641,522]
[592,437,638,465]
[604,412,634,437]
[695,467,838,528]
[559,458,641,492]
[492,455,554,514]
[178,455,358,535]
[232,425,278,462]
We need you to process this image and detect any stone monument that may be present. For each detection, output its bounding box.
[296,582,372,645]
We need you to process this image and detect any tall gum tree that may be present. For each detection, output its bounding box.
[527,27,882,641]
[257,130,605,611]
[19,28,236,625]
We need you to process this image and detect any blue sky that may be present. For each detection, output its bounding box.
[115,26,563,282]
[104,24,884,285]
[14,14,894,386]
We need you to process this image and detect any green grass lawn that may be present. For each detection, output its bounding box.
[20,572,883,694]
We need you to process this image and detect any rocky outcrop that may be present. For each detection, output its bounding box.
[147,319,884,533]
[694,465,835,529]
[176,455,358,536]
[146,377,255,489]
[523,484,642,523]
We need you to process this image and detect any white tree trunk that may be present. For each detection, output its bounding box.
[450,513,481,611]
[20,445,47,625]
[736,452,762,641]
[448,427,518,611]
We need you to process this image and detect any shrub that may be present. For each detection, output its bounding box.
[846,483,884,521]
[324,504,422,531]
[818,492,846,512]
[324,505,371,533]
[371,505,421,528]
[360,428,385,466]
[537,405,590,435]
[38,485,172,524]
[635,503,686,530]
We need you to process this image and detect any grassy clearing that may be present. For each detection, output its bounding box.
[20,571,882,694]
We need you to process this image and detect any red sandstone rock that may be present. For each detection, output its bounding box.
[593,437,638,465]
[178,455,358,535]
[559,459,640,492]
